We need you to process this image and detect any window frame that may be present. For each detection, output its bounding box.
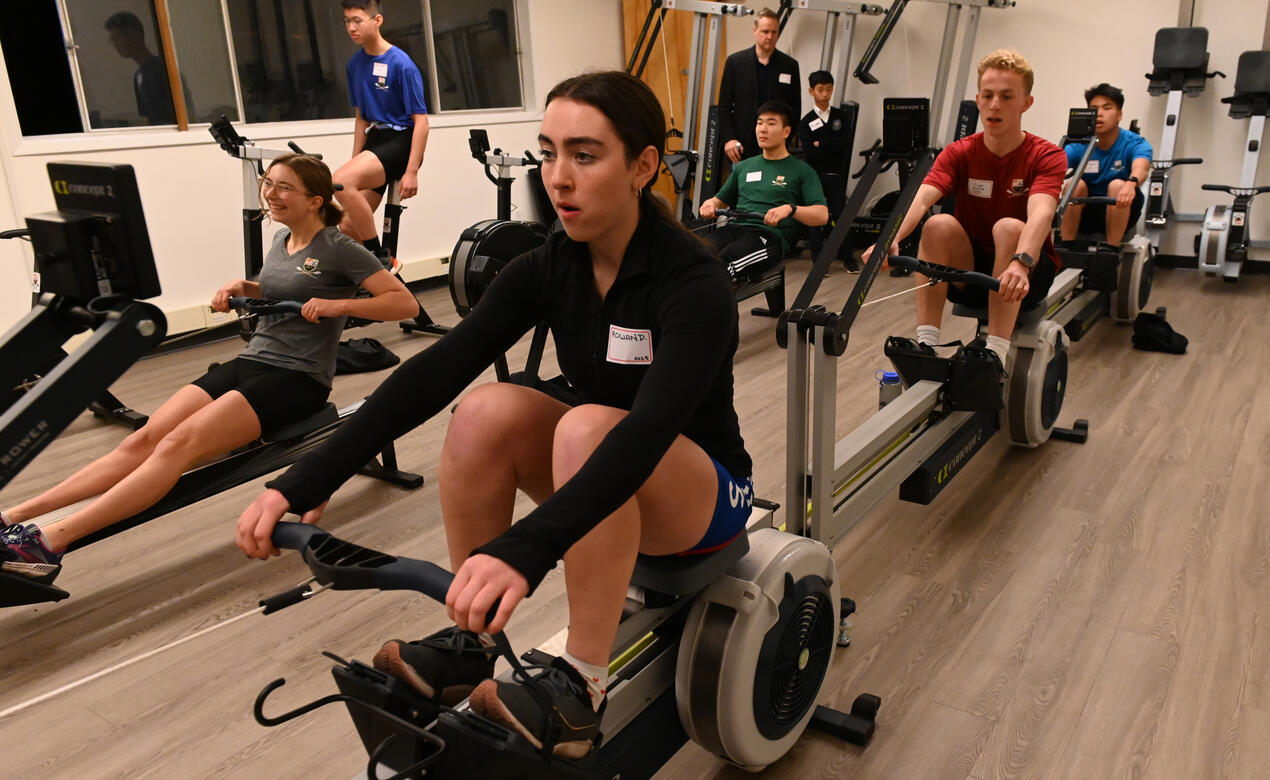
[38,0,532,140]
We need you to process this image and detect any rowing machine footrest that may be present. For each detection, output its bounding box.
[0,567,70,607]
[331,659,444,770]
[945,346,1004,412]
[1083,248,1120,293]
[630,530,750,597]
[884,336,949,387]
[735,265,786,318]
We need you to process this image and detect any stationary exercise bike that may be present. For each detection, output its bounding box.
[1142,26,1222,264]
[1196,49,1270,281]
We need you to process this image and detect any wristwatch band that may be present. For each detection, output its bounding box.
[1012,251,1035,269]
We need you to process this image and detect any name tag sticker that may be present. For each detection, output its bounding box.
[778,72,792,84]
[1086,159,1100,173]
[372,62,389,77]
[607,325,654,364]
[746,170,763,182]
[968,178,993,198]
[809,117,825,131]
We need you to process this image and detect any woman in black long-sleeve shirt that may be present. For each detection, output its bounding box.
[235,71,753,760]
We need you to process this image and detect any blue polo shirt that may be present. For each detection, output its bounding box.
[1064,128,1153,196]
[346,46,428,129]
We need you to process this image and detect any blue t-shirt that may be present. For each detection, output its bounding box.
[346,46,428,129]
[1064,128,1153,196]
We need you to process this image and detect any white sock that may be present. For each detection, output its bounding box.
[561,651,608,711]
[985,335,1010,366]
[916,325,941,347]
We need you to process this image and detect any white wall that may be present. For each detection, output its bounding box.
[733,0,1270,259]
[0,0,623,335]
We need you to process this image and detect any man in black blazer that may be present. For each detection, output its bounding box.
[718,8,801,164]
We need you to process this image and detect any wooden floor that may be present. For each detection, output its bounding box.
[1,263,1267,779]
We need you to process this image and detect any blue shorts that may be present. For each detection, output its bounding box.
[682,459,753,554]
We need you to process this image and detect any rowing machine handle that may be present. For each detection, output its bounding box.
[227,296,304,315]
[715,207,768,222]
[272,520,331,551]
[1156,157,1203,167]
[1069,196,1117,206]
[888,255,1001,292]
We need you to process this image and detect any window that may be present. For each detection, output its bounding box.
[427,0,522,111]
[2,0,526,137]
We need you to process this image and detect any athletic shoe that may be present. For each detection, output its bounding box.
[2,523,63,568]
[373,626,498,705]
[468,655,604,760]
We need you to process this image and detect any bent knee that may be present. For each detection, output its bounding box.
[921,213,964,241]
[992,217,1025,242]
[553,405,625,460]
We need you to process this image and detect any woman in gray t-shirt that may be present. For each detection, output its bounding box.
[2,154,417,570]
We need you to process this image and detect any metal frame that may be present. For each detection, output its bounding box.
[785,1,885,105]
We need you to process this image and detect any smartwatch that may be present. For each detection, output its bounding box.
[1129,175,1140,185]
[1011,251,1035,269]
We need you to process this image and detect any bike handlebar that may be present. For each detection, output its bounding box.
[888,255,1001,292]
[1201,183,1270,195]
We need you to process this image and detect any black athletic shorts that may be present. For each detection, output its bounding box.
[363,126,413,196]
[944,245,1057,310]
[191,357,330,431]
[1077,187,1144,237]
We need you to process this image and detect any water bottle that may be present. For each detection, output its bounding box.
[877,369,901,408]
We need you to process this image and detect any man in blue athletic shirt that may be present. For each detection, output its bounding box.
[1059,83,1153,247]
[334,0,430,268]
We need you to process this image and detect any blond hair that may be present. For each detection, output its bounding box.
[755,7,779,25]
[978,49,1034,94]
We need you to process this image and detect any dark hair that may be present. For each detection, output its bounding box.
[756,100,795,128]
[341,0,381,15]
[808,70,834,88]
[264,153,344,227]
[545,71,685,231]
[1085,82,1124,111]
[104,11,145,38]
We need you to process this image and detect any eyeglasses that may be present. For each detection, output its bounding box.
[261,178,311,196]
[343,15,377,28]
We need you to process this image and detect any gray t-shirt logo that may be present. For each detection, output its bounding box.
[299,257,322,276]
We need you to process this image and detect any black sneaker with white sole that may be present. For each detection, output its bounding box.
[373,626,498,706]
[469,655,603,761]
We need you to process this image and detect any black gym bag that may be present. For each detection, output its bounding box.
[1131,311,1188,354]
[336,337,401,375]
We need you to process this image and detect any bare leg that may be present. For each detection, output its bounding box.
[438,384,568,570]
[333,151,388,241]
[38,391,262,549]
[554,405,717,668]
[987,217,1027,340]
[1104,179,1134,245]
[1060,179,1088,240]
[915,213,976,329]
[6,385,214,523]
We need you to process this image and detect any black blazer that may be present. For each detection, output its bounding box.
[797,106,851,176]
[717,47,801,158]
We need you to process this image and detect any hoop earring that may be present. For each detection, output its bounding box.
[633,182,643,199]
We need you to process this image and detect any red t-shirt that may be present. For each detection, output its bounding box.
[923,132,1067,267]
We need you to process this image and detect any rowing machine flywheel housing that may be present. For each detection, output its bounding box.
[675,527,839,770]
